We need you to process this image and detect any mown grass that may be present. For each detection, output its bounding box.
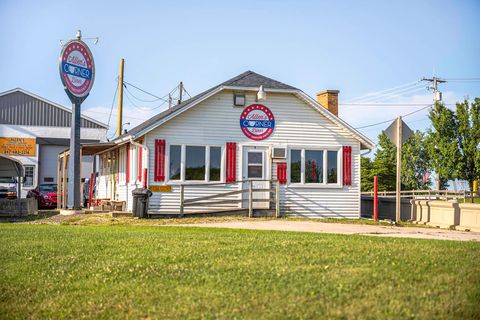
[0,224,479,319]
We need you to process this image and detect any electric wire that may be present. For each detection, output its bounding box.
[345,80,421,103]
[351,84,426,104]
[355,104,433,130]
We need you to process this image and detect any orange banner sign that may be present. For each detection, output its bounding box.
[0,137,36,156]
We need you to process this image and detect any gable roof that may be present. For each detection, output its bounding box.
[0,88,108,129]
[116,71,374,149]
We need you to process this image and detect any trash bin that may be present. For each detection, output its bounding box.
[132,188,153,218]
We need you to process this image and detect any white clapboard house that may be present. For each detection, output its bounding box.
[87,71,374,218]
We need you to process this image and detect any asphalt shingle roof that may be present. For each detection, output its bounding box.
[118,71,297,140]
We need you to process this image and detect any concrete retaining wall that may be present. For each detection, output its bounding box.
[411,200,480,232]
[0,198,37,216]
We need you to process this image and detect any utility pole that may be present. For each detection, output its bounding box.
[117,58,125,137]
[421,76,446,189]
[168,94,172,109]
[395,116,402,223]
[178,81,183,105]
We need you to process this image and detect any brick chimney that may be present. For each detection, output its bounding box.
[316,90,339,116]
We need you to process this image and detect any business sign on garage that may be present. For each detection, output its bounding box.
[0,137,36,156]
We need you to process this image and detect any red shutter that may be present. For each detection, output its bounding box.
[154,139,166,182]
[138,147,143,182]
[343,146,352,186]
[126,144,130,184]
[277,162,287,184]
[226,142,237,182]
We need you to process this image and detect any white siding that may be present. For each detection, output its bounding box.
[143,91,362,217]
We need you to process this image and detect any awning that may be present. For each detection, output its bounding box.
[0,154,24,177]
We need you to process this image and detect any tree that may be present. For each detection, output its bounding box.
[371,132,397,191]
[361,156,374,192]
[401,130,431,190]
[361,131,431,192]
[426,103,459,189]
[455,98,480,191]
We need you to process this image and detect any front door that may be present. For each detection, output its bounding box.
[242,147,270,209]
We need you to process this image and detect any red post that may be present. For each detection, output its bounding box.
[88,172,94,209]
[373,175,378,223]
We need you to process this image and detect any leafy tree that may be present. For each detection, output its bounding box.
[455,98,480,191]
[401,130,431,190]
[361,156,374,192]
[425,103,459,189]
[362,131,431,191]
[371,132,397,191]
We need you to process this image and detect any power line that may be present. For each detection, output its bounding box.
[354,85,426,104]
[345,80,421,103]
[341,103,455,106]
[355,104,433,129]
[107,79,118,128]
[123,80,169,102]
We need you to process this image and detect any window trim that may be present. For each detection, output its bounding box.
[287,147,343,188]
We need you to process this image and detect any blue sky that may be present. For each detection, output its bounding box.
[1,0,479,142]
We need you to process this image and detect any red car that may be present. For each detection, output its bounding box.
[27,184,58,209]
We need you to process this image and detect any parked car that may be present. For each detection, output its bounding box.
[27,184,58,208]
[0,177,18,199]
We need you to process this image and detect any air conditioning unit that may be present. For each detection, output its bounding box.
[272,147,287,159]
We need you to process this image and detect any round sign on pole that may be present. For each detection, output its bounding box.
[239,104,275,140]
[59,39,95,99]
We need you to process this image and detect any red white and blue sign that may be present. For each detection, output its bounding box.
[240,104,275,140]
[59,40,95,98]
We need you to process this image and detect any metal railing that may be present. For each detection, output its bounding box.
[361,189,479,203]
[179,179,281,218]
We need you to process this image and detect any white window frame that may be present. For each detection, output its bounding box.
[166,143,224,184]
[287,146,342,188]
[23,165,35,187]
[246,150,264,180]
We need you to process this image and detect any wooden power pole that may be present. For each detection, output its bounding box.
[395,116,402,223]
[421,76,446,190]
[117,58,125,137]
[178,81,183,105]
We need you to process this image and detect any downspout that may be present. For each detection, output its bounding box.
[129,138,149,189]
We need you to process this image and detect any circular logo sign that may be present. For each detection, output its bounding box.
[240,104,275,140]
[59,40,95,98]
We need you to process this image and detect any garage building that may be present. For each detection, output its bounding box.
[0,88,107,197]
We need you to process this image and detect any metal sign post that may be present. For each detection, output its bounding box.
[385,117,413,223]
[59,30,95,210]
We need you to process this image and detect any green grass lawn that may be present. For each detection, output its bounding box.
[1,225,479,319]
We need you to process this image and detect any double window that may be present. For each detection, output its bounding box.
[169,145,222,182]
[290,149,340,185]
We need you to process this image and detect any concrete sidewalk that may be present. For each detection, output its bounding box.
[177,220,480,241]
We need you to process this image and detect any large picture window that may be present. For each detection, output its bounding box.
[185,146,206,181]
[289,148,340,185]
[169,145,181,180]
[168,144,222,182]
[209,147,221,181]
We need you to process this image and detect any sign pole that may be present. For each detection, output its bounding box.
[59,30,95,210]
[67,97,83,209]
[395,116,402,223]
